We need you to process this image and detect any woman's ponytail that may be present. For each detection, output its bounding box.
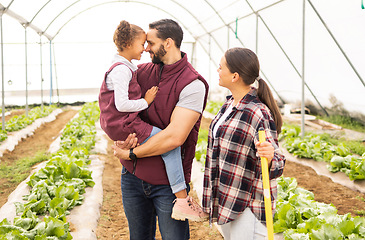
[225,48,283,134]
[257,77,282,134]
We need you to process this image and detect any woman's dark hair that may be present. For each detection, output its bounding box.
[225,47,282,133]
[149,19,183,48]
[113,20,144,52]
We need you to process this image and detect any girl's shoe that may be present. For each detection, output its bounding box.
[171,196,209,222]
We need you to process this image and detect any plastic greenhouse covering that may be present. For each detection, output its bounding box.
[0,0,364,117]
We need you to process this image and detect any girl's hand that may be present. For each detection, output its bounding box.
[113,133,139,160]
[255,141,274,166]
[144,86,158,105]
[112,144,130,160]
[115,133,138,150]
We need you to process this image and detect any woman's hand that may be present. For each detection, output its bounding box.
[255,141,274,166]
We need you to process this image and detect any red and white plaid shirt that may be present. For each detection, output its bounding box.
[202,87,286,225]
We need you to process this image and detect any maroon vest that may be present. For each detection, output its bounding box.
[98,62,153,142]
[120,53,209,185]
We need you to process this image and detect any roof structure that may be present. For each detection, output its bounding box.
[0,0,364,118]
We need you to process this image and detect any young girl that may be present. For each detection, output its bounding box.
[202,48,286,239]
[98,20,207,222]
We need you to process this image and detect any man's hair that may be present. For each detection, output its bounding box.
[149,19,183,48]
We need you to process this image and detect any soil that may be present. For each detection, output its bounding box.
[1,113,365,239]
[0,109,26,122]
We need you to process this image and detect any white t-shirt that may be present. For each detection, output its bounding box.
[213,103,233,137]
[177,80,206,114]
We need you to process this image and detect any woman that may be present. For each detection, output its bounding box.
[202,47,286,239]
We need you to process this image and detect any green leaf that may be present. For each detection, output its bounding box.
[44,217,65,237]
[310,223,343,240]
[337,217,356,236]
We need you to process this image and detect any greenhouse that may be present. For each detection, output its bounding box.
[0,0,365,239]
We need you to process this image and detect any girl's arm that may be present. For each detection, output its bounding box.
[109,65,150,112]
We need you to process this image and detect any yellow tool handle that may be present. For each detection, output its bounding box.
[258,128,274,240]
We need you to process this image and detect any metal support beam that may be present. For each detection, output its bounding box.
[0,3,53,40]
[52,43,59,104]
[255,13,259,54]
[39,35,44,109]
[1,12,5,130]
[227,25,230,49]
[203,0,286,105]
[191,42,196,69]
[24,26,28,116]
[245,0,328,115]
[208,35,212,87]
[307,0,364,88]
[301,0,306,138]
[49,40,53,105]
[225,22,286,104]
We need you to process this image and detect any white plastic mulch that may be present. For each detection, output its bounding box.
[0,108,107,240]
[0,108,63,158]
[67,122,107,240]
[281,146,365,195]
[0,108,64,222]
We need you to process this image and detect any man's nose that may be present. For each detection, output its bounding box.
[145,45,151,52]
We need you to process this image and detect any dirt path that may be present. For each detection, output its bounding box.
[0,108,78,207]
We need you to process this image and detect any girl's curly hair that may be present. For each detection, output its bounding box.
[113,20,145,52]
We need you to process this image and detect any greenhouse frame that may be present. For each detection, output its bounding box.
[0,0,364,133]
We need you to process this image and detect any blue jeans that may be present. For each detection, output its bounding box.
[144,126,186,194]
[121,167,190,240]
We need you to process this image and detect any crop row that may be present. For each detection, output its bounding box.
[280,124,365,181]
[0,102,100,240]
[0,106,57,142]
[275,176,365,239]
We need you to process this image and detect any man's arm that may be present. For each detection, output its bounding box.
[113,106,201,160]
[135,106,200,157]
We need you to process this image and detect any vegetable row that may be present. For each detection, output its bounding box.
[280,125,365,181]
[275,176,365,239]
[0,102,100,240]
[0,106,57,142]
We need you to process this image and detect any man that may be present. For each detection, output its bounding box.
[112,19,209,240]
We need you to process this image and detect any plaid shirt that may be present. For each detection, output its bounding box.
[202,87,285,225]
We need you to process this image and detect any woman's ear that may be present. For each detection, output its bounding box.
[232,72,240,83]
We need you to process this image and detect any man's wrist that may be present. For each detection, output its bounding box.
[129,148,137,161]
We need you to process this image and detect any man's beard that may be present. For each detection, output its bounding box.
[151,45,167,64]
